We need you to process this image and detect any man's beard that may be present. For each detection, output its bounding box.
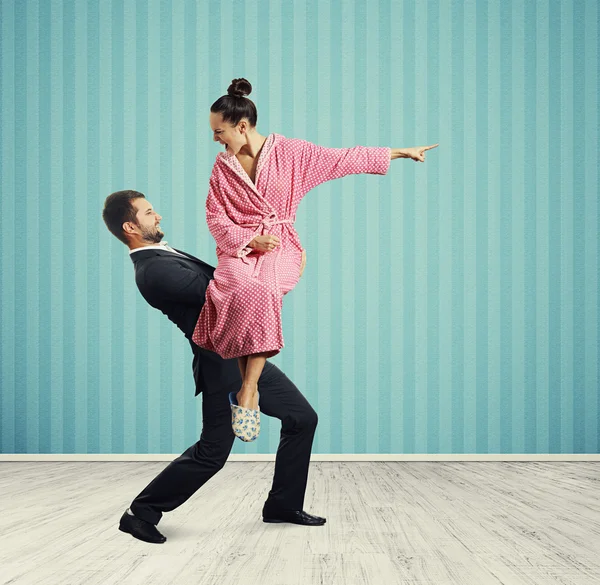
[140,225,164,244]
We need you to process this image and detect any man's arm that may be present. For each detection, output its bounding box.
[140,258,211,305]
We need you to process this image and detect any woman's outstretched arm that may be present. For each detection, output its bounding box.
[295,139,439,195]
[296,140,391,194]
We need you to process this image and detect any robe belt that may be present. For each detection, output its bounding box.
[240,215,295,278]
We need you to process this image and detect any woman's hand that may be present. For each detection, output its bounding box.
[391,144,439,162]
[249,234,280,252]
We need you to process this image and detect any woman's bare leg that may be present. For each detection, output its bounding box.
[237,356,248,382]
[237,352,269,410]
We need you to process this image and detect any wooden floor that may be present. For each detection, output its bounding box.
[0,461,599,585]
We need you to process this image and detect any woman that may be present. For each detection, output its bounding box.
[192,78,437,441]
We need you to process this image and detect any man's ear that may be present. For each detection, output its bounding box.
[122,221,136,234]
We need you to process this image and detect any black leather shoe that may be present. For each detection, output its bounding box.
[118,510,166,544]
[263,509,326,526]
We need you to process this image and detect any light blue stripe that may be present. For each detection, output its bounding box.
[453,0,467,453]
[364,0,381,455]
[74,0,87,452]
[362,0,376,454]
[327,0,342,454]
[61,0,76,453]
[501,0,515,454]
[595,0,600,454]
[425,0,440,454]
[560,1,575,453]
[536,1,550,452]
[548,0,562,453]
[475,0,489,453]
[523,0,538,453]
[413,0,428,454]
[378,0,392,454]
[583,0,599,453]
[491,0,504,454]
[38,0,52,453]
[353,0,368,453]
[219,0,234,90]
[597,0,600,454]
[339,0,356,454]
[402,0,416,454]
[86,0,100,453]
[438,0,452,452]
[572,0,586,453]
[25,0,40,453]
[511,0,526,454]
[14,0,28,452]
[388,0,404,454]
[491,0,503,454]
[590,0,600,452]
[1,0,16,453]
[13,4,31,453]
[50,0,65,452]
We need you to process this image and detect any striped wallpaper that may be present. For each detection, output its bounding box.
[0,0,598,455]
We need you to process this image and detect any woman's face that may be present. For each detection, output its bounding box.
[210,112,246,155]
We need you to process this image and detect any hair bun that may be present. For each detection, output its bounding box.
[227,78,252,98]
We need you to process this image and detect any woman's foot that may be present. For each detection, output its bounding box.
[237,382,259,411]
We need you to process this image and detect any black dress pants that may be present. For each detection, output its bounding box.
[129,365,318,525]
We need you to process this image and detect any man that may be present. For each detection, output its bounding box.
[102,189,324,544]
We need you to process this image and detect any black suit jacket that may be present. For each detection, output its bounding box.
[129,246,273,396]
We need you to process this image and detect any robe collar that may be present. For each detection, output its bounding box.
[216,133,281,197]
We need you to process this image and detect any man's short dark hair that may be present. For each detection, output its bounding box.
[102,190,146,245]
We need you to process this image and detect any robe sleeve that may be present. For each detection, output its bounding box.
[205,174,259,258]
[298,139,391,194]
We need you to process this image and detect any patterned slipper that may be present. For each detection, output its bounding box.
[228,391,261,442]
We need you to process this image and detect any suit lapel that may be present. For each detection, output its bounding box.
[172,248,213,269]
[130,247,214,270]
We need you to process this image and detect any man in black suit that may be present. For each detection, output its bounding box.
[102,189,325,544]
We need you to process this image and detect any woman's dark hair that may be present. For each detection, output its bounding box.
[102,189,145,245]
[210,78,257,127]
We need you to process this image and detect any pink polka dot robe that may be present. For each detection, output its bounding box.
[192,133,391,359]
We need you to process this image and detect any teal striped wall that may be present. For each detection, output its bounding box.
[1,0,598,455]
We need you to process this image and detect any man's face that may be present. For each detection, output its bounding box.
[129,198,164,243]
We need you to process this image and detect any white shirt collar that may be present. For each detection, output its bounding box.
[129,243,183,256]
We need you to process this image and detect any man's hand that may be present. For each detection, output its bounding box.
[299,249,306,277]
[249,234,280,252]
